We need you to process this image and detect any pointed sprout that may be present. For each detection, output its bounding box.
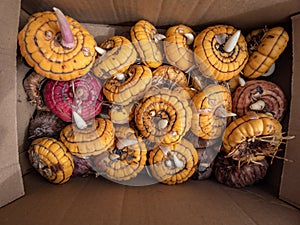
[184,33,194,45]
[114,73,125,81]
[116,139,139,149]
[223,30,241,53]
[154,34,166,43]
[261,63,276,77]
[72,111,88,129]
[249,100,266,110]
[214,107,236,117]
[110,154,120,161]
[157,119,168,129]
[178,28,184,34]
[149,110,156,117]
[252,92,261,100]
[53,7,75,49]
[215,107,237,118]
[199,162,211,168]
[95,46,107,55]
[38,161,45,169]
[223,111,237,117]
[169,131,178,137]
[165,159,173,168]
[173,154,184,168]
[239,76,246,86]
[265,112,274,117]
[105,43,113,49]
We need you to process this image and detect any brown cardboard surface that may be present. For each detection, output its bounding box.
[21,0,300,27]
[82,23,116,44]
[1,0,300,216]
[279,14,300,209]
[0,0,24,207]
[0,173,299,225]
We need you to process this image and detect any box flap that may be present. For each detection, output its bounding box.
[0,164,24,208]
[279,14,300,209]
[21,0,300,27]
[0,0,24,207]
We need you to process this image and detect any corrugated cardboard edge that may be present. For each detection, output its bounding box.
[0,0,24,207]
[279,13,300,209]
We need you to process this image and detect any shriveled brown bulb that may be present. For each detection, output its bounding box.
[214,153,268,188]
[23,71,49,111]
[28,110,68,140]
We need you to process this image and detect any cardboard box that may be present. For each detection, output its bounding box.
[1,0,300,224]
[0,0,24,208]
[279,14,300,209]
